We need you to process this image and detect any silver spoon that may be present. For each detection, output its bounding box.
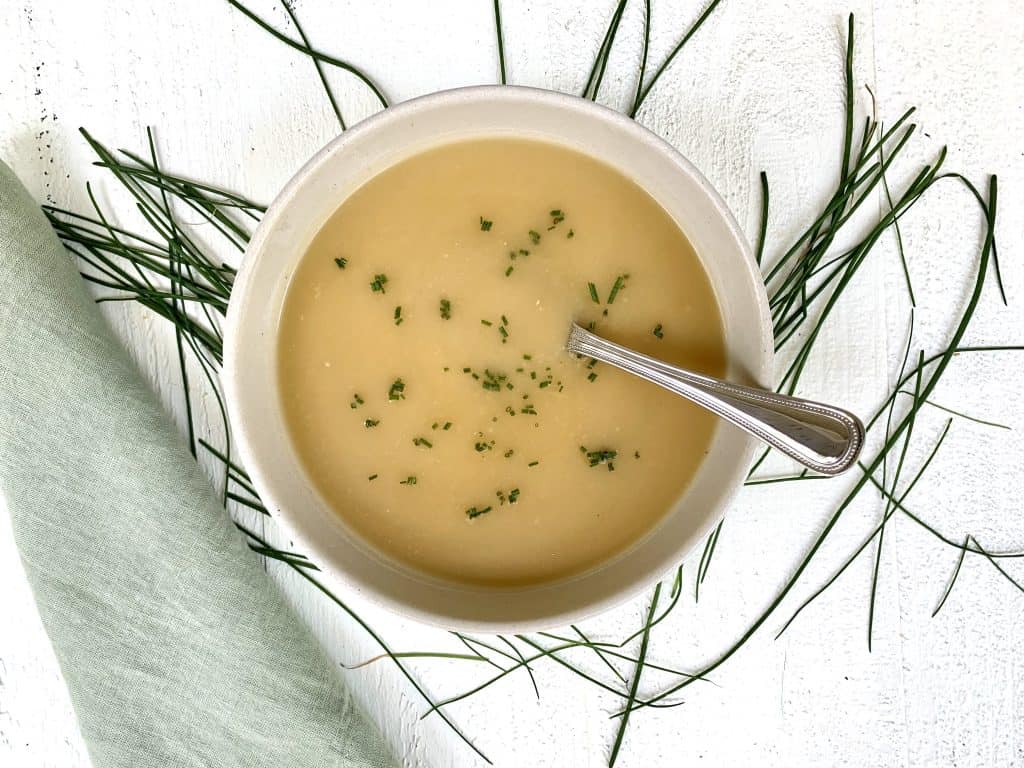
[566,322,863,475]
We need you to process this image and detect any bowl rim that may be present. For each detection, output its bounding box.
[224,84,773,632]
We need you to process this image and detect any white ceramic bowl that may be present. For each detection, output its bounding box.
[224,85,772,633]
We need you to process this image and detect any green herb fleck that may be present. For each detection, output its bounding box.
[582,446,617,469]
[443,421,453,430]
[653,323,664,339]
[505,265,514,277]
[588,282,600,303]
[634,450,640,459]
[466,505,492,519]
[388,378,405,401]
[400,475,417,486]
[508,488,520,504]
[350,393,364,409]
[528,460,539,467]
[528,229,540,245]
[413,436,433,448]
[368,473,378,481]
[393,305,403,325]
[587,372,598,382]
[370,273,388,293]
[481,319,493,327]
[474,440,495,452]
[550,209,564,225]
[364,418,379,428]
[567,229,575,239]
[607,274,628,304]
[480,216,493,232]
[334,256,347,269]
[504,448,514,458]
[440,298,451,319]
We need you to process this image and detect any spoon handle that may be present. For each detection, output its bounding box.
[567,323,864,476]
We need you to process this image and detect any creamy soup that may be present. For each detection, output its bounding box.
[278,138,726,587]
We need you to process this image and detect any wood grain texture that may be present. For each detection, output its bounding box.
[1,1,1022,766]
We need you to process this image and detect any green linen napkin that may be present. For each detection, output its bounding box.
[0,159,397,768]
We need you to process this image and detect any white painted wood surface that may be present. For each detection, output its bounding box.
[2,1,1023,766]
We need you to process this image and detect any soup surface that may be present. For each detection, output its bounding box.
[278,139,726,586]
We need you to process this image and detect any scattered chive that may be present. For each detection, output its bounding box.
[350,393,364,409]
[388,378,405,401]
[370,273,388,293]
[634,450,640,459]
[440,298,451,319]
[393,305,403,325]
[334,256,347,269]
[443,422,453,430]
[505,265,514,276]
[364,418,379,428]
[413,436,433,448]
[581,446,617,468]
[509,488,520,504]
[550,209,564,225]
[523,354,532,361]
[466,505,492,519]
[528,460,539,467]
[653,323,664,339]
[368,473,378,481]
[588,372,598,382]
[588,282,600,303]
[481,319,493,326]
[607,274,628,304]
[567,229,575,239]
[504,449,514,457]
[431,422,439,430]
[474,440,495,452]
[505,406,515,416]
[399,475,417,485]
[528,229,540,245]
[480,216,493,231]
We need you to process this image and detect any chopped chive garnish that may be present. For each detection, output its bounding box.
[581,446,617,468]
[393,305,403,325]
[653,323,664,339]
[443,421,453,430]
[497,490,507,504]
[368,473,378,481]
[499,326,508,339]
[466,505,492,519]
[370,273,388,293]
[364,418,379,428]
[462,367,471,373]
[587,359,597,369]
[474,440,495,452]
[527,460,539,467]
[634,450,640,459]
[334,256,347,269]
[587,372,598,382]
[388,378,405,401]
[523,354,532,361]
[350,393,364,409]
[521,404,537,415]
[588,282,599,303]
[481,319,493,326]
[509,488,520,504]
[481,369,507,392]
[505,406,515,416]
[528,230,540,245]
[504,449,514,458]
[431,422,439,430]
[399,476,417,485]
[538,380,551,388]
[567,229,574,239]
[413,436,433,448]
[480,216,493,231]
[505,265,514,276]
[518,249,529,257]
[607,274,628,304]
[440,298,451,319]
